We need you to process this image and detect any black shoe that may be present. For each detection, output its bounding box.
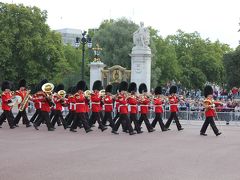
[129,131,136,135]
[58,124,62,126]
[149,129,155,133]
[216,132,222,136]
[122,130,129,133]
[0,126,2,128]
[162,128,168,131]
[15,124,19,127]
[26,124,32,128]
[111,130,119,135]
[33,123,39,130]
[48,128,54,131]
[10,126,15,129]
[200,132,207,136]
[86,129,93,133]
[226,122,229,125]
[137,130,143,134]
[70,129,77,132]
[101,127,108,132]
[178,128,184,131]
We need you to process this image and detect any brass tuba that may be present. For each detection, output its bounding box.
[99,89,106,97]
[84,90,92,98]
[42,83,54,95]
[58,90,66,98]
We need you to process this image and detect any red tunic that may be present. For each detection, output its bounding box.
[154,97,163,113]
[15,89,28,109]
[204,98,216,117]
[75,92,86,113]
[1,91,13,111]
[118,93,128,114]
[91,92,101,113]
[39,92,51,112]
[104,95,113,112]
[32,92,42,110]
[53,93,63,111]
[127,95,138,114]
[139,96,150,114]
[169,95,178,112]
[67,95,76,111]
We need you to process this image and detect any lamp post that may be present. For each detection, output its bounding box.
[75,31,92,80]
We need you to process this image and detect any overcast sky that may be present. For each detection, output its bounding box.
[2,0,240,48]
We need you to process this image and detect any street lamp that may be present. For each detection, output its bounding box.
[75,31,92,80]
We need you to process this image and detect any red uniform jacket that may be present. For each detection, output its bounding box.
[139,96,150,114]
[127,95,138,114]
[15,89,28,109]
[91,92,101,113]
[67,95,76,111]
[204,97,216,117]
[169,95,178,112]
[85,98,90,113]
[32,92,42,110]
[118,93,128,114]
[53,93,63,111]
[154,97,163,113]
[39,92,51,112]
[104,95,113,112]
[1,91,13,111]
[75,92,86,113]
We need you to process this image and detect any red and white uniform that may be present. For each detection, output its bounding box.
[204,97,216,117]
[104,95,113,112]
[1,91,13,111]
[118,93,128,114]
[67,95,76,111]
[15,89,28,109]
[139,95,150,114]
[75,92,86,113]
[91,91,101,113]
[127,95,138,114]
[169,95,178,112]
[52,93,63,111]
[38,92,51,112]
[154,97,164,113]
[32,92,42,110]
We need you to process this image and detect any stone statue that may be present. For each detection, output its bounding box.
[133,22,150,48]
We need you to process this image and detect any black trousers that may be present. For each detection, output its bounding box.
[65,111,75,126]
[113,114,133,133]
[129,113,141,132]
[30,109,41,123]
[70,112,91,132]
[151,113,166,131]
[102,112,115,128]
[14,109,30,126]
[51,110,67,128]
[35,111,52,129]
[113,112,120,122]
[138,114,153,132]
[0,110,15,128]
[50,110,61,125]
[89,112,105,129]
[200,116,219,135]
[165,112,182,130]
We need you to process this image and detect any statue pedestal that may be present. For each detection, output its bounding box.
[89,62,106,90]
[130,47,152,91]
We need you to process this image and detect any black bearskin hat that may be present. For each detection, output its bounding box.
[204,85,213,98]
[154,86,162,95]
[169,85,177,94]
[55,84,64,92]
[67,86,73,94]
[37,79,48,92]
[85,85,89,91]
[1,81,11,91]
[71,86,77,94]
[138,83,147,94]
[105,84,113,93]
[18,79,26,88]
[119,81,128,92]
[128,82,137,93]
[76,81,86,91]
[92,80,102,91]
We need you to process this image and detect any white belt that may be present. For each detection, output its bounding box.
[76,103,85,105]
[170,104,178,106]
[39,102,42,109]
[92,102,100,105]
[104,103,113,106]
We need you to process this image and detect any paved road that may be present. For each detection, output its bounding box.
[0,121,240,180]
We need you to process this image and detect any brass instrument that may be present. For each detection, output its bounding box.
[84,90,92,99]
[41,83,55,106]
[19,90,31,111]
[99,89,106,97]
[58,90,66,98]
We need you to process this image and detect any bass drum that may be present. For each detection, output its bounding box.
[8,95,22,107]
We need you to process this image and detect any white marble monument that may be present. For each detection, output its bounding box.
[89,61,106,90]
[130,22,151,91]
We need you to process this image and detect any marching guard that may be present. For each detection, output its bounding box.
[0,81,15,129]
[200,85,222,136]
[13,79,31,127]
[164,85,184,131]
[138,83,155,133]
[151,86,168,131]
